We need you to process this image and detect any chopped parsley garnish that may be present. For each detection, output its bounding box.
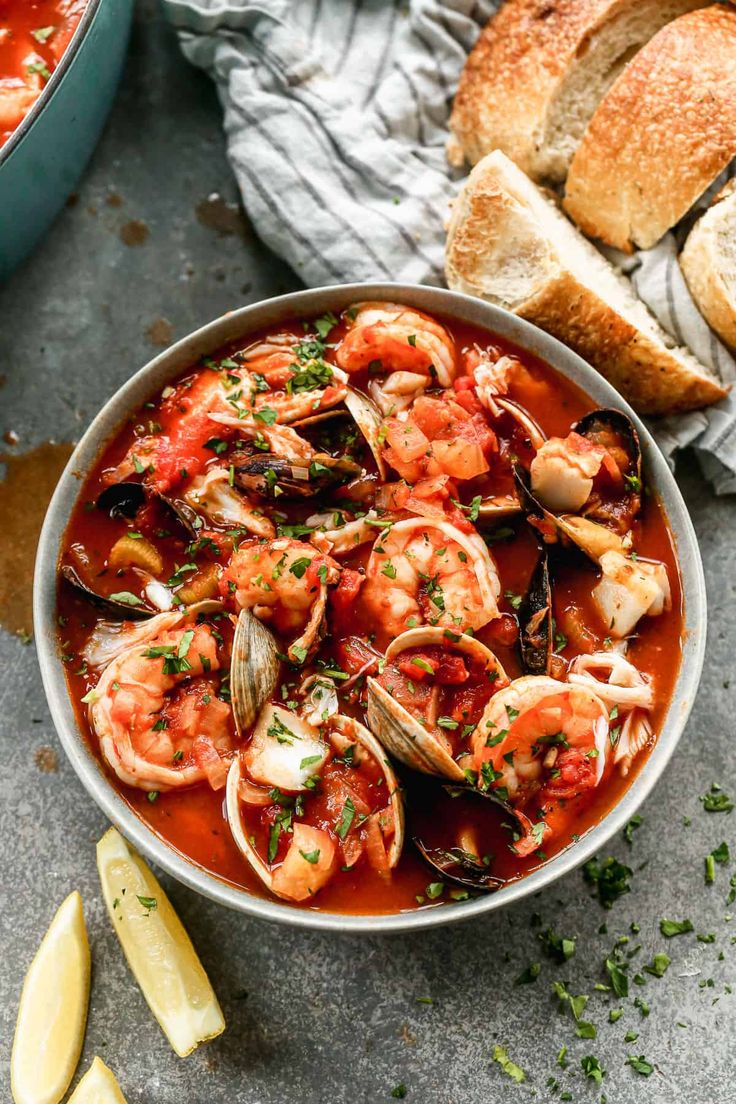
[701,785,734,813]
[336,797,356,840]
[659,918,694,938]
[580,1055,605,1084]
[583,856,633,909]
[492,1045,525,1084]
[623,814,643,845]
[109,591,143,606]
[300,849,321,864]
[626,1055,654,1077]
[539,928,575,962]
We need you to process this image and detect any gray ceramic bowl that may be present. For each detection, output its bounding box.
[34,284,706,933]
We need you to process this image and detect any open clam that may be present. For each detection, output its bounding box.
[230,609,281,736]
[343,387,388,480]
[226,707,405,902]
[366,627,509,781]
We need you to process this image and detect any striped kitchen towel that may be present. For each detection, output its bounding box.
[163,0,736,494]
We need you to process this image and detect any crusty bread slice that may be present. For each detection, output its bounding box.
[680,181,736,351]
[445,151,727,415]
[564,5,736,252]
[448,0,706,184]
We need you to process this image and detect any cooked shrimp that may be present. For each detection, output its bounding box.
[181,465,275,538]
[89,619,233,791]
[471,676,610,849]
[336,302,457,386]
[593,551,671,638]
[361,517,500,641]
[530,432,616,513]
[221,538,340,661]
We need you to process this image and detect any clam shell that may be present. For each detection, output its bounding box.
[328,714,405,868]
[343,387,388,480]
[226,709,405,897]
[367,627,508,781]
[230,609,281,736]
[226,757,275,893]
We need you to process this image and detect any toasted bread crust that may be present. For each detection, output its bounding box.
[449,0,704,183]
[564,6,736,251]
[680,183,736,350]
[446,153,728,415]
[518,274,728,414]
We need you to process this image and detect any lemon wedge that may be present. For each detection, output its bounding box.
[11,890,90,1104]
[96,827,225,1057]
[68,1058,128,1104]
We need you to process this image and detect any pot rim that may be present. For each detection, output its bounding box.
[33,282,707,934]
[0,0,104,170]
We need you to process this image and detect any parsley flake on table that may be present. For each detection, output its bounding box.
[583,856,633,908]
[581,1055,605,1084]
[492,1045,525,1084]
[626,1055,654,1076]
[700,785,734,813]
[660,918,694,938]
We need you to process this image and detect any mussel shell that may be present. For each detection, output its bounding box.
[513,463,624,563]
[573,408,641,483]
[61,564,154,620]
[230,609,281,736]
[496,397,546,452]
[413,838,502,892]
[519,550,552,676]
[96,481,146,519]
[234,454,361,499]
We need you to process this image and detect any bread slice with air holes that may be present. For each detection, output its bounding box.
[563,5,736,252]
[445,151,727,415]
[680,181,736,352]
[448,0,707,184]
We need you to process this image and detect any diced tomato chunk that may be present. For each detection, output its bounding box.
[192,736,229,790]
[486,613,520,648]
[435,655,470,685]
[334,635,380,676]
[397,653,439,681]
[543,747,596,799]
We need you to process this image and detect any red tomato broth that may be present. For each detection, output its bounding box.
[0,0,87,145]
[57,309,684,914]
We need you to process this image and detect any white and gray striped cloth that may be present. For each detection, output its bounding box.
[163,0,736,494]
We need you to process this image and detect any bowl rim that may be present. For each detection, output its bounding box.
[33,282,707,934]
[0,0,103,169]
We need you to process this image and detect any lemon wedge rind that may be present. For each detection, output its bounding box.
[10,889,90,1104]
[96,826,225,1058]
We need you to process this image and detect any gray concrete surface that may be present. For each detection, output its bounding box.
[1,4,734,1101]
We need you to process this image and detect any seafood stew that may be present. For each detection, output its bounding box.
[57,301,683,915]
[0,0,87,147]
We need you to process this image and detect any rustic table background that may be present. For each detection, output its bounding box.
[1,4,734,1102]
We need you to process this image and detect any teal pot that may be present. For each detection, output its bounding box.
[0,0,134,281]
